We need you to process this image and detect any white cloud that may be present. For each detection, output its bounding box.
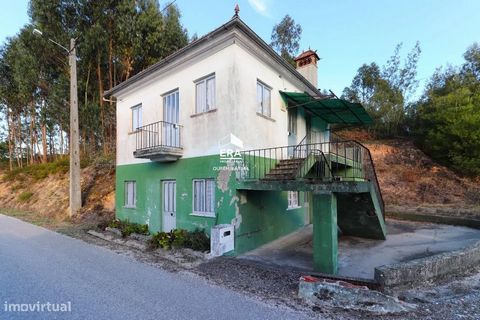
[248,0,272,17]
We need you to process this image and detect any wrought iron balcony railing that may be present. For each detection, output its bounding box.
[133,120,183,161]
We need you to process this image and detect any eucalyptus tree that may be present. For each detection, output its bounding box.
[0,0,190,167]
[343,43,421,137]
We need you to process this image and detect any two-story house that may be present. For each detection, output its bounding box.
[104,14,386,274]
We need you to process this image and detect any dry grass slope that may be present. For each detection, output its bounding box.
[0,160,115,225]
[367,139,480,218]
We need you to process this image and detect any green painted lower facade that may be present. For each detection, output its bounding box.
[116,154,307,254]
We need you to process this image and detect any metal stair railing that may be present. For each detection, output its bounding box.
[296,149,333,181]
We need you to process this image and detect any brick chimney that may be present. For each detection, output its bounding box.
[294,50,320,88]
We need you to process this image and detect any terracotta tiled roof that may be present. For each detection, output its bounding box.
[294,50,320,61]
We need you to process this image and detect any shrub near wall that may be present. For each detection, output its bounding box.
[150,229,210,252]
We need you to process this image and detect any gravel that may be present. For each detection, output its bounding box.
[61,220,480,320]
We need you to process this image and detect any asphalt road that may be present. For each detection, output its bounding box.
[0,214,311,320]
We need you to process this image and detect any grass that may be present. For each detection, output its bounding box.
[3,158,69,182]
[18,191,34,202]
[2,157,92,182]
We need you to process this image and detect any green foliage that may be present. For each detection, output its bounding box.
[270,15,302,66]
[3,158,69,182]
[343,43,421,137]
[108,219,149,238]
[414,44,480,176]
[183,229,211,252]
[0,0,189,165]
[0,141,8,160]
[150,229,210,252]
[18,191,34,202]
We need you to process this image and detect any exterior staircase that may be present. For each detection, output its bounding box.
[238,139,387,240]
[262,159,305,181]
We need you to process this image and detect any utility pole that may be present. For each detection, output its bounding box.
[34,29,82,216]
[69,38,81,216]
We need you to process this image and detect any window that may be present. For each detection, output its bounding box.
[257,81,271,117]
[288,108,297,135]
[132,104,142,131]
[124,181,136,208]
[195,74,215,113]
[193,179,215,215]
[163,90,179,124]
[287,191,300,209]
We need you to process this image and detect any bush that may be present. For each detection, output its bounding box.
[107,219,149,238]
[184,229,210,252]
[18,191,34,202]
[150,228,210,252]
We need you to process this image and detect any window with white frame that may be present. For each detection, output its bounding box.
[287,191,300,209]
[193,179,215,215]
[257,80,271,117]
[195,74,215,113]
[131,104,142,131]
[124,181,136,208]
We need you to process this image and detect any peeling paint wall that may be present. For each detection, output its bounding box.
[116,155,306,253]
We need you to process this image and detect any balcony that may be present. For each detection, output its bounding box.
[133,121,183,162]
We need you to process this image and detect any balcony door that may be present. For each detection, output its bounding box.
[163,90,180,148]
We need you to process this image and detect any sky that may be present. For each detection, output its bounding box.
[1,0,480,97]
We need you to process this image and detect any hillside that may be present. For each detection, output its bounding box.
[0,138,478,223]
[367,139,480,217]
[0,159,115,226]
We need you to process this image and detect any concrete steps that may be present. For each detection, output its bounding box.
[261,158,305,181]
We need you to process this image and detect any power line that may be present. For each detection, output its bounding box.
[161,0,177,13]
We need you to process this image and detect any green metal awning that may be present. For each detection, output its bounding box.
[280,91,372,125]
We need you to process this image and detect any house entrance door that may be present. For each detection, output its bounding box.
[162,180,176,232]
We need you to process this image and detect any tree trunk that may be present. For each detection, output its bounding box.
[59,123,64,156]
[82,128,87,154]
[41,123,48,163]
[108,38,113,93]
[97,57,106,155]
[29,99,36,164]
[16,117,22,168]
[7,109,13,171]
[108,37,114,155]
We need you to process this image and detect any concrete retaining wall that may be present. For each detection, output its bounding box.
[387,212,480,229]
[375,240,480,288]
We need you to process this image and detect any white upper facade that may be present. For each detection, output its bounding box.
[109,17,320,166]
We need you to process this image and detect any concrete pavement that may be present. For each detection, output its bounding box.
[241,219,480,279]
[0,214,311,320]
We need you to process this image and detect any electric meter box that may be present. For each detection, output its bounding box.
[210,224,234,256]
